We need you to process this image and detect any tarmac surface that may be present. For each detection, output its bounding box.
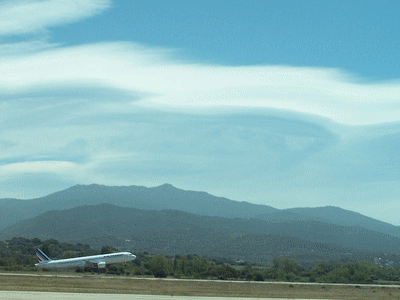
[0,291,333,300]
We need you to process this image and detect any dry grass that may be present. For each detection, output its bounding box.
[1,273,400,299]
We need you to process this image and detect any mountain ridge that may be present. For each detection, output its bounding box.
[0,183,398,239]
[2,203,399,265]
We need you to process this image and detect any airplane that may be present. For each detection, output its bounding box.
[35,248,136,269]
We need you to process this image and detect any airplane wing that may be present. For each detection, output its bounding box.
[86,260,106,268]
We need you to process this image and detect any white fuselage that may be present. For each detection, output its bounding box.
[35,252,136,269]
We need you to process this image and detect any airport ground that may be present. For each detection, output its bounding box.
[1,272,400,299]
[0,291,334,300]
[0,291,336,300]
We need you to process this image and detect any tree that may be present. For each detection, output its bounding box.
[310,261,340,277]
[146,255,171,278]
[61,251,77,259]
[101,245,117,254]
[41,243,50,257]
[273,258,304,276]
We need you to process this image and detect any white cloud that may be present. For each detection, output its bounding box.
[0,0,111,37]
[3,0,396,126]
[0,42,399,125]
[0,160,78,178]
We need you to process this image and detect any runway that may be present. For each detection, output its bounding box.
[0,291,332,300]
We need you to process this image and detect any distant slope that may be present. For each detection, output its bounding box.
[285,206,400,237]
[0,183,278,229]
[1,203,400,265]
[1,184,398,239]
[255,206,400,238]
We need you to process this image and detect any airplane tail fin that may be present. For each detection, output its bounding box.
[35,248,51,263]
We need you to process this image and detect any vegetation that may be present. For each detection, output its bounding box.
[4,202,400,269]
[1,237,400,285]
[3,186,400,265]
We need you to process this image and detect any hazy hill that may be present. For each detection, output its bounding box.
[255,206,400,238]
[0,183,277,230]
[286,206,400,238]
[1,203,400,265]
[1,184,398,239]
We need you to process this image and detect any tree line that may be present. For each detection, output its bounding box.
[1,237,399,284]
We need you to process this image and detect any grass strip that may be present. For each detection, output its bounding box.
[1,273,400,299]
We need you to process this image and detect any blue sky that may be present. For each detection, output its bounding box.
[0,0,399,225]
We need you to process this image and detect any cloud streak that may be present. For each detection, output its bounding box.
[0,0,111,37]
[0,41,399,125]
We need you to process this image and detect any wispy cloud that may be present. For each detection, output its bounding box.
[1,41,399,125]
[0,0,111,37]
[0,160,77,177]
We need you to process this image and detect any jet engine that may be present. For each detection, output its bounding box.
[97,262,106,268]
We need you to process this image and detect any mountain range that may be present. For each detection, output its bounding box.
[1,184,399,265]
